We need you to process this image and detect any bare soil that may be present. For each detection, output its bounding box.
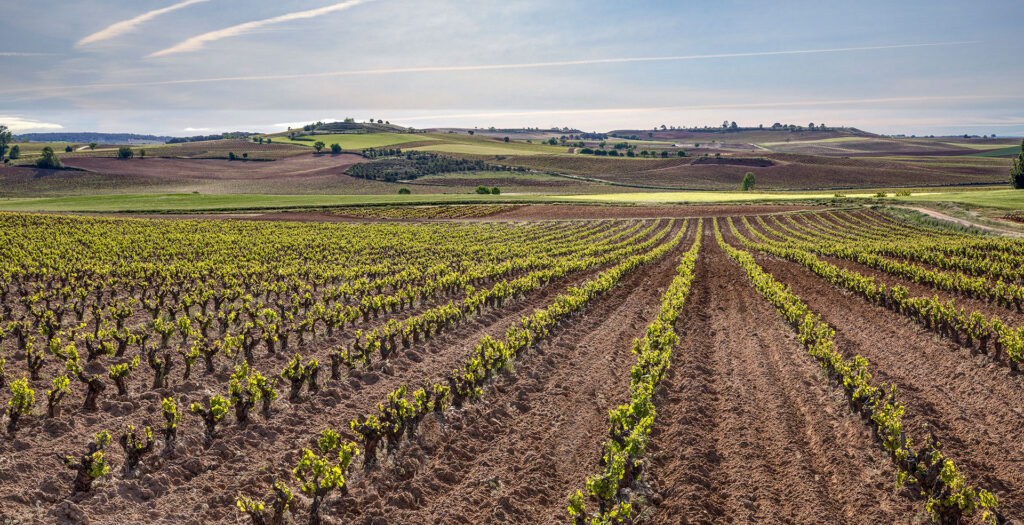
[484,204,824,221]
[645,222,918,524]
[2,211,1019,524]
[62,155,365,181]
[721,222,1024,519]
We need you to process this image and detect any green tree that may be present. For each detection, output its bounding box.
[475,185,491,194]
[490,187,500,195]
[116,146,134,159]
[0,125,11,163]
[313,141,325,153]
[741,171,755,191]
[503,136,510,142]
[1011,139,1024,189]
[88,142,98,150]
[35,146,62,169]
[8,145,19,160]
[397,187,411,195]
[330,143,341,154]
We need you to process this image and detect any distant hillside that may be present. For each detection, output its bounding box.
[16,132,173,144]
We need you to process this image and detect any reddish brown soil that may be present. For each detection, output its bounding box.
[483,204,824,221]
[107,205,822,224]
[0,220,678,524]
[645,222,917,524]
[326,222,696,523]
[497,152,1005,190]
[720,224,1024,518]
[62,154,365,181]
[5,212,1020,524]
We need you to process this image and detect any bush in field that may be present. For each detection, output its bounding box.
[741,172,755,191]
[475,185,491,195]
[1011,138,1024,189]
[64,145,73,153]
[8,145,19,159]
[330,143,341,154]
[398,187,411,194]
[491,187,500,195]
[117,146,134,159]
[313,141,325,153]
[35,146,63,169]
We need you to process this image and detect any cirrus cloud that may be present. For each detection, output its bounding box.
[77,0,212,47]
[147,0,375,58]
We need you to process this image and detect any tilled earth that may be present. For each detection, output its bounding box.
[1,212,1020,524]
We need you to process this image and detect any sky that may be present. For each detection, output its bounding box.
[1,0,1023,137]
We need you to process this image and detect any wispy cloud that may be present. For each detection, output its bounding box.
[77,0,211,47]
[147,0,374,58]
[0,116,64,132]
[2,41,978,96]
[0,52,54,57]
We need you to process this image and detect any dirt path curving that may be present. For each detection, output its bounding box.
[892,205,1023,237]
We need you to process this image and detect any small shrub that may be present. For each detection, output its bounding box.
[61,431,111,493]
[875,191,888,198]
[491,187,500,195]
[35,146,62,169]
[741,172,755,191]
[117,146,134,159]
[330,143,342,154]
[397,187,411,195]
[6,378,34,434]
[475,185,491,195]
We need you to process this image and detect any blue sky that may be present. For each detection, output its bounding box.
[1,0,1022,136]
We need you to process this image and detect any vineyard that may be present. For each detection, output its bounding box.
[0,209,1021,524]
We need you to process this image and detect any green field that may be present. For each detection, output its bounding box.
[269,133,433,149]
[408,143,553,156]
[969,145,1022,157]
[411,133,569,156]
[896,189,1024,210]
[758,136,871,146]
